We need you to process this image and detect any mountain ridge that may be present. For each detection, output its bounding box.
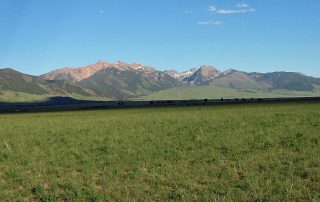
[1,60,320,101]
[0,68,105,101]
[40,60,156,83]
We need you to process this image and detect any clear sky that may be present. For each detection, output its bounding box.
[0,0,319,77]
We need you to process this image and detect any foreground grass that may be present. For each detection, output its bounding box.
[0,103,319,201]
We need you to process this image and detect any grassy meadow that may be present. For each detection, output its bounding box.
[136,85,320,100]
[0,103,319,201]
[0,90,111,103]
[0,91,50,103]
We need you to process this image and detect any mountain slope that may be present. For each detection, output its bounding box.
[41,60,179,99]
[0,68,49,95]
[249,72,320,91]
[40,60,111,82]
[40,60,155,83]
[0,68,102,100]
[212,69,271,90]
[79,67,182,99]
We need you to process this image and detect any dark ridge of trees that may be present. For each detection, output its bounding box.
[0,96,319,114]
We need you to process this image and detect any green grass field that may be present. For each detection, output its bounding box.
[136,85,320,100]
[0,103,319,201]
[0,90,110,103]
[0,91,50,102]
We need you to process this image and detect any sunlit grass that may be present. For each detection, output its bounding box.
[0,103,319,201]
[136,85,320,100]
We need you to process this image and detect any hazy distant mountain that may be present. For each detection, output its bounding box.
[248,72,320,91]
[212,69,271,90]
[1,60,320,101]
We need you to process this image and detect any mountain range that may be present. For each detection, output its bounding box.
[1,60,320,101]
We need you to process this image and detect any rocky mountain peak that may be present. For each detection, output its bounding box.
[164,68,198,81]
[96,60,110,66]
[114,61,129,68]
[182,65,221,85]
[198,65,220,77]
[40,60,157,82]
[199,65,217,70]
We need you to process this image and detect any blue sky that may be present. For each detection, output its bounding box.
[0,0,319,77]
